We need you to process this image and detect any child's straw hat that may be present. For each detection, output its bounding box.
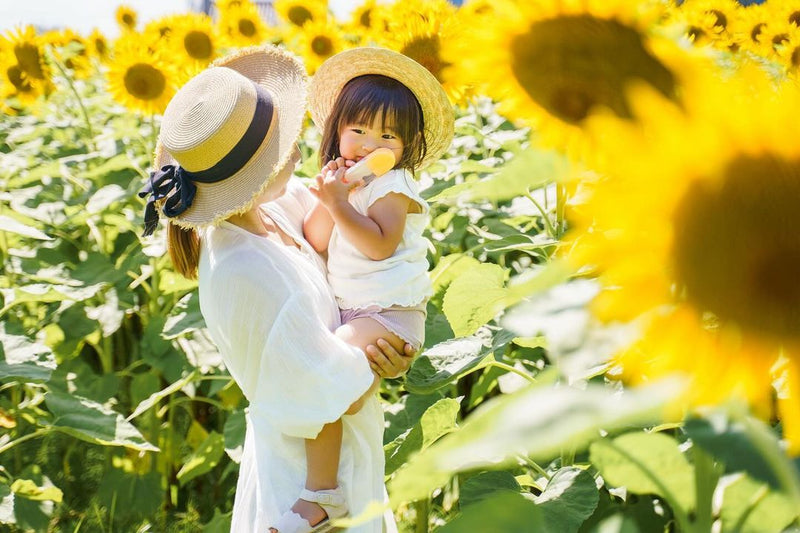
[308,47,454,170]
[141,45,307,233]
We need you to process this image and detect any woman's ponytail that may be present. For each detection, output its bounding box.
[167,223,200,280]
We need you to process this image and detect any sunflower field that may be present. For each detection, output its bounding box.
[2,0,800,531]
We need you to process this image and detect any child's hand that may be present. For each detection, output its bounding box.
[311,157,354,208]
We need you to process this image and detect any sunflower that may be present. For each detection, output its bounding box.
[295,18,346,74]
[1,25,54,101]
[45,28,92,79]
[1,58,41,107]
[161,13,219,73]
[116,5,138,32]
[671,0,742,50]
[341,0,389,45]
[88,28,110,62]
[273,0,328,28]
[380,0,466,102]
[216,1,270,47]
[448,0,697,154]
[567,71,800,453]
[107,33,176,115]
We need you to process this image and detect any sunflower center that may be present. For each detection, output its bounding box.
[751,23,765,42]
[789,11,800,26]
[773,33,789,49]
[14,43,45,80]
[510,15,676,124]
[7,64,33,92]
[122,13,135,27]
[708,10,727,30]
[238,18,256,37]
[359,9,372,28]
[400,35,447,82]
[288,6,313,26]
[792,46,800,68]
[311,35,333,57]
[95,38,107,56]
[184,31,213,60]
[672,155,800,341]
[124,63,166,101]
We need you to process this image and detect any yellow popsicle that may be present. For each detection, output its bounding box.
[344,148,396,185]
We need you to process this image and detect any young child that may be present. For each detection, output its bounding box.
[272,48,454,533]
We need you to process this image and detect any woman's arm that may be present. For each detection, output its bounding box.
[303,201,335,253]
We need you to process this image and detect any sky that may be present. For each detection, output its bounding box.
[0,0,358,38]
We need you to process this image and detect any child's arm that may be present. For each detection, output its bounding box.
[303,158,350,252]
[328,193,410,261]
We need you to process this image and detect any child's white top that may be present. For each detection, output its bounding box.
[327,168,433,310]
[198,178,394,533]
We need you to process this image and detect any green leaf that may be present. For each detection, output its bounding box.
[384,398,460,475]
[443,261,571,337]
[163,292,205,339]
[432,149,569,203]
[97,469,162,519]
[45,391,158,451]
[685,413,779,488]
[0,483,14,524]
[719,473,799,533]
[384,392,444,443]
[159,270,198,295]
[203,508,233,533]
[443,263,508,336]
[86,184,126,214]
[177,431,226,486]
[590,432,695,515]
[460,471,521,507]
[429,254,481,296]
[590,514,641,533]
[127,371,197,421]
[9,480,62,503]
[389,380,678,504]
[535,467,599,533]
[224,409,246,463]
[0,215,51,240]
[0,324,55,382]
[436,492,547,533]
[405,330,515,394]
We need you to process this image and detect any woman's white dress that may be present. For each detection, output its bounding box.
[198,178,395,532]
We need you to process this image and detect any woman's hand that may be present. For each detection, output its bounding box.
[365,339,417,379]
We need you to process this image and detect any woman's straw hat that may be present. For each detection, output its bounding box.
[143,45,307,232]
[308,47,454,170]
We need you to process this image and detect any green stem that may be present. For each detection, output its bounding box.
[486,361,536,383]
[556,183,567,238]
[692,445,719,533]
[48,51,96,152]
[0,428,49,455]
[414,498,430,533]
[525,190,557,240]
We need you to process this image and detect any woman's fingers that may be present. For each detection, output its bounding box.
[366,339,416,379]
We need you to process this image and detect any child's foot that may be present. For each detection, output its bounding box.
[269,487,346,533]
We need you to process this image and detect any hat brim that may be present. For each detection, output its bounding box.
[154,46,307,229]
[308,47,454,171]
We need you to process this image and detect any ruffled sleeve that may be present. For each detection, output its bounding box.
[200,243,374,439]
[366,169,427,213]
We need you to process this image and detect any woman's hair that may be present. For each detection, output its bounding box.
[167,223,200,279]
[319,74,427,173]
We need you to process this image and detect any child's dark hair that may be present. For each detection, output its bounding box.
[319,74,427,173]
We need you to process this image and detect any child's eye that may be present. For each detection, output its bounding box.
[382,133,396,140]
[350,128,364,134]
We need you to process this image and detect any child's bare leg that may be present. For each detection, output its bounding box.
[269,422,342,532]
[336,317,408,371]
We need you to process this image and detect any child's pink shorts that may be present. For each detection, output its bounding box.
[340,303,427,351]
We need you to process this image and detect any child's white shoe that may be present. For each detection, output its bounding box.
[270,487,347,533]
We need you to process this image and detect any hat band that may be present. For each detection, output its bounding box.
[138,83,275,236]
[183,83,275,184]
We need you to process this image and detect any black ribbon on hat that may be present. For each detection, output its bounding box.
[138,83,274,236]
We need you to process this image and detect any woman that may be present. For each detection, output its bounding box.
[138,45,413,532]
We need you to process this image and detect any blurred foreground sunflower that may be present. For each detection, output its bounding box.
[449,0,695,154]
[568,72,800,452]
[107,34,176,115]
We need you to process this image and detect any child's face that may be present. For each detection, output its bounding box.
[338,113,404,165]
